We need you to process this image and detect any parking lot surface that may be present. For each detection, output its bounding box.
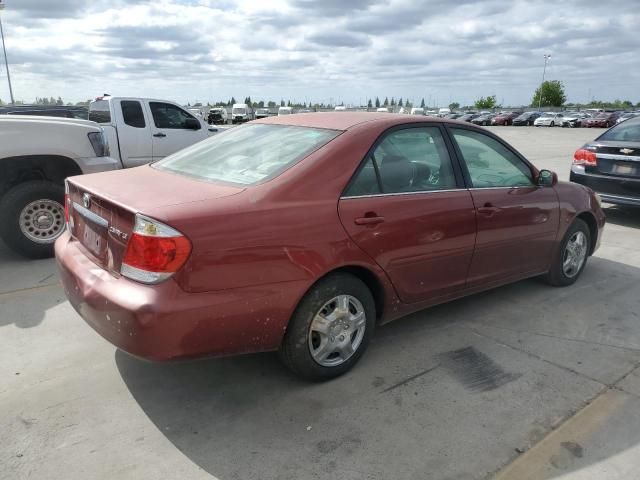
[2,126,640,480]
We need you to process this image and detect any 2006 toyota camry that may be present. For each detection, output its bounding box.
[56,113,605,380]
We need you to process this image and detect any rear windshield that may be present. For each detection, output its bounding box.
[598,119,640,142]
[88,100,111,123]
[154,124,340,185]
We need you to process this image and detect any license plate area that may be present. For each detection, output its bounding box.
[72,202,109,261]
[613,162,638,177]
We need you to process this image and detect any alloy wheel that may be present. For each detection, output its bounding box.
[562,231,588,278]
[308,294,366,367]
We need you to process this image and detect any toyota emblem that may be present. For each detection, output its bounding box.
[82,193,91,209]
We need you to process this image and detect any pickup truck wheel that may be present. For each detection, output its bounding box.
[0,181,65,259]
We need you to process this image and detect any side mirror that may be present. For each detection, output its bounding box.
[537,169,557,187]
[185,118,201,130]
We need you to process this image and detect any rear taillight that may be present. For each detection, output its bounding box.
[64,180,72,227]
[573,148,597,166]
[121,214,191,284]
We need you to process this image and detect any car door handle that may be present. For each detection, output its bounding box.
[354,216,385,225]
[153,133,167,138]
[477,204,501,215]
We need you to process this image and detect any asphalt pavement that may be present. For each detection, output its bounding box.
[2,126,640,480]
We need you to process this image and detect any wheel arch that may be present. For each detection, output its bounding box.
[576,211,598,255]
[0,155,82,198]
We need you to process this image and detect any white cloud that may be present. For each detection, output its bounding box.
[0,0,638,106]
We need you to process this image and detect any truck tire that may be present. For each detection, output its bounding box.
[0,181,65,259]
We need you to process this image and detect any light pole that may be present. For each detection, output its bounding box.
[0,0,14,105]
[537,54,551,111]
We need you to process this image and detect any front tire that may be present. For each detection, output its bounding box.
[543,219,590,287]
[550,121,555,127]
[279,273,375,381]
[0,181,65,259]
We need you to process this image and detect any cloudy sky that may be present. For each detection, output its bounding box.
[0,0,638,106]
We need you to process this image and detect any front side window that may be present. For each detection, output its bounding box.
[121,100,145,128]
[150,102,197,129]
[154,124,339,185]
[451,128,533,188]
[344,127,457,196]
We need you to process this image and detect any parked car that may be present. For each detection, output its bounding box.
[207,107,228,125]
[584,112,620,128]
[438,108,451,117]
[0,104,88,119]
[570,117,640,206]
[410,107,425,115]
[562,112,591,128]
[187,108,204,118]
[616,112,640,124]
[278,106,293,116]
[376,107,389,113]
[534,112,564,127]
[89,96,220,168]
[471,113,497,126]
[231,103,253,124]
[445,113,462,119]
[0,116,119,258]
[56,113,604,380]
[512,111,541,126]
[255,108,271,119]
[335,106,347,111]
[458,113,480,122]
[491,112,521,126]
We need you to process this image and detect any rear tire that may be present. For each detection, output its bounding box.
[279,273,376,381]
[0,181,65,259]
[543,219,590,287]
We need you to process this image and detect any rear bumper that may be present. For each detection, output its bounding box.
[55,232,306,361]
[570,166,640,206]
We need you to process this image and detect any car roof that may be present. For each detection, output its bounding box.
[254,111,465,130]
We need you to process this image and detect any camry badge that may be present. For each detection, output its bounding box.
[620,148,634,155]
[82,193,91,209]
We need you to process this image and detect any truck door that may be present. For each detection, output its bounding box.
[115,99,153,167]
[146,101,208,161]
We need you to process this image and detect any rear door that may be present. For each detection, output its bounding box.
[146,101,208,160]
[448,126,559,286]
[338,125,476,304]
[113,99,153,167]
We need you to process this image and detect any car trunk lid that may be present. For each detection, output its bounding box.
[66,166,243,275]
[590,141,640,178]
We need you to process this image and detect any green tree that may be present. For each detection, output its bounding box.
[375,97,380,108]
[420,98,425,108]
[268,101,277,107]
[280,99,285,107]
[56,96,64,105]
[531,80,566,107]
[398,97,403,107]
[383,97,389,107]
[367,98,372,108]
[405,100,413,109]
[449,102,460,110]
[474,95,498,109]
[390,97,396,107]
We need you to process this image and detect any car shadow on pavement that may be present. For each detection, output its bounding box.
[0,241,63,328]
[116,256,640,480]
[602,205,640,229]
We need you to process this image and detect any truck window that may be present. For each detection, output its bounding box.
[149,102,197,129]
[121,100,145,128]
[88,100,111,123]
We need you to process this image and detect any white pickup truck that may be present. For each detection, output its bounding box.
[88,96,221,167]
[0,116,119,258]
[0,97,222,258]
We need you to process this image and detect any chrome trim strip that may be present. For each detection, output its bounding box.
[72,202,109,228]
[596,153,640,162]
[341,189,463,199]
[600,193,640,201]
[468,185,538,191]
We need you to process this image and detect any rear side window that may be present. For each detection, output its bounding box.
[88,100,111,123]
[598,120,640,142]
[344,127,457,196]
[154,124,339,185]
[150,102,196,129]
[121,101,145,128]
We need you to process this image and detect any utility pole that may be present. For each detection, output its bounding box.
[537,54,551,111]
[0,0,15,104]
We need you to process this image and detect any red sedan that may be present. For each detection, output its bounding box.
[491,112,521,126]
[56,113,605,380]
[585,112,620,128]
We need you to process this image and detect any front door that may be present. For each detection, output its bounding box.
[147,101,206,160]
[448,127,560,287]
[115,99,153,167]
[338,125,477,304]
